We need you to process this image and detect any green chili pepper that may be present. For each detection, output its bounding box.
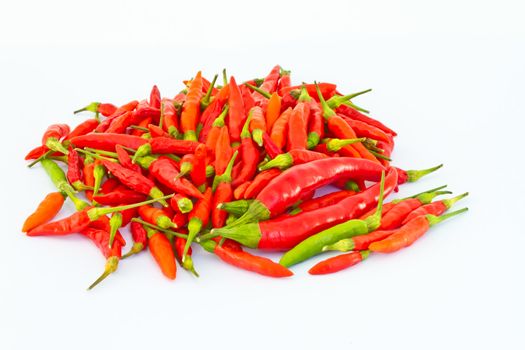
[41,159,89,211]
[108,212,123,248]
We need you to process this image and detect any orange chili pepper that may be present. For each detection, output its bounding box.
[22,192,65,232]
[181,71,203,141]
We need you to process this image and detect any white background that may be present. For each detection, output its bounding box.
[1,1,524,349]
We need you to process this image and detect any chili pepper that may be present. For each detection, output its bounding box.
[206,167,398,250]
[122,221,149,259]
[93,189,146,205]
[279,171,385,267]
[270,107,292,149]
[92,160,105,198]
[149,157,204,199]
[369,208,468,253]
[309,251,369,275]
[200,85,229,140]
[180,71,203,141]
[83,155,95,201]
[70,133,147,151]
[212,151,238,228]
[139,205,176,229]
[315,83,379,163]
[249,106,266,147]
[200,239,293,278]
[200,74,218,111]
[231,115,258,188]
[233,157,385,225]
[27,195,172,236]
[339,116,391,144]
[41,158,88,211]
[336,103,397,136]
[234,181,251,199]
[189,143,207,189]
[74,102,118,117]
[83,226,125,290]
[252,65,280,106]
[108,212,122,248]
[182,187,213,261]
[42,124,70,155]
[205,105,229,158]
[307,100,324,149]
[67,147,89,191]
[22,192,65,232]
[133,137,200,160]
[145,226,177,279]
[214,126,233,176]
[323,230,394,253]
[64,119,99,141]
[174,236,198,276]
[217,199,253,216]
[102,160,168,206]
[228,76,246,143]
[130,116,152,137]
[149,85,161,109]
[240,84,256,116]
[402,192,468,224]
[287,88,311,150]
[115,144,141,173]
[95,100,139,132]
[160,98,179,137]
[379,190,451,230]
[243,168,281,200]
[262,132,283,159]
[99,177,120,194]
[170,194,193,214]
[292,189,357,215]
[25,145,53,161]
[147,123,168,138]
[395,164,443,184]
[172,211,187,228]
[277,68,291,95]
[259,149,328,171]
[266,92,282,131]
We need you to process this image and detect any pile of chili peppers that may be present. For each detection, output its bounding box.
[22,65,468,289]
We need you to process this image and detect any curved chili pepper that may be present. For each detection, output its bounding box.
[139,205,176,229]
[101,160,168,206]
[234,181,251,200]
[130,116,152,136]
[208,167,397,251]
[309,251,369,275]
[214,126,233,176]
[145,226,177,279]
[270,107,292,149]
[70,133,147,151]
[181,71,203,141]
[133,137,200,160]
[266,92,282,131]
[232,115,258,188]
[42,124,70,155]
[248,106,266,147]
[402,192,468,225]
[200,239,293,278]
[41,158,88,211]
[228,76,246,143]
[172,211,188,228]
[149,157,204,199]
[122,221,149,259]
[183,187,213,262]
[259,149,328,171]
[64,119,99,141]
[190,143,207,189]
[233,157,384,225]
[174,236,198,276]
[83,156,95,201]
[67,147,88,191]
[369,208,468,253]
[22,192,65,232]
[262,132,283,159]
[93,189,146,205]
[74,102,118,117]
[279,171,385,267]
[212,151,238,228]
[292,189,357,214]
[336,103,397,136]
[170,194,193,214]
[243,168,281,199]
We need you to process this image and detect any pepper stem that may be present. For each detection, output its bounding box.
[364,171,386,232]
[426,207,468,226]
[212,104,229,128]
[88,194,174,221]
[130,218,188,239]
[344,101,370,114]
[75,148,117,162]
[176,161,193,179]
[121,242,144,259]
[183,218,202,262]
[108,212,123,248]
[45,138,69,155]
[132,143,152,163]
[240,112,253,139]
[84,148,119,158]
[201,74,218,110]
[222,69,228,86]
[406,164,444,182]
[326,138,366,152]
[87,256,119,290]
[297,85,312,102]
[245,83,271,99]
[416,190,452,204]
[258,153,293,171]
[326,89,372,109]
[27,149,54,168]
[212,150,238,191]
[314,81,336,119]
[74,102,99,114]
[443,192,469,209]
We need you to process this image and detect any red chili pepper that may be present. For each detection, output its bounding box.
[199,85,229,140]
[234,181,251,200]
[293,189,357,214]
[42,124,70,155]
[66,147,86,191]
[369,208,468,253]
[262,132,283,159]
[240,84,256,116]
[325,230,394,253]
[150,85,161,109]
[205,105,229,160]
[181,71,203,141]
[228,76,246,143]
[145,226,177,279]
[122,221,148,259]
[115,145,142,173]
[336,104,397,136]
[93,189,146,205]
[170,194,193,214]
[340,116,391,143]
[172,211,187,228]
[308,251,369,275]
[212,151,238,228]
[270,107,292,150]
[252,65,281,107]
[287,96,310,151]
[280,83,337,101]
[22,192,65,232]
[133,137,200,160]
[243,168,281,200]
[64,119,99,141]
[259,149,328,171]
[148,123,169,138]
[149,157,204,199]
[160,98,179,137]
[183,187,213,261]
[70,133,147,151]
[266,92,282,132]
[130,116,152,137]
[232,115,258,188]
[99,179,121,195]
[95,100,139,132]
[402,192,468,225]
[138,205,176,229]
[214,126,233,176]
[200,239,293,278]
[173,236,198,276]
[307,101,324,149]
[190,143,207,188]
[249,106,267,147]
[210,167,398,251]
[74,102,117,117]
[83,157,96,201]
[277,69,291,95]
[102,160,168,206]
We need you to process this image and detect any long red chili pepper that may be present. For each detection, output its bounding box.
[214,126,233,176]
[228,76,246,143]
[270,107,292,149]
[292,189,357,214]
[67,147,87,191]
[336,104,397,136]
[243,168,281,199]
[280,83,337,101]
[287,102,309,150]
[308,251,369,275]
[265,92,282,131]
[402,192,468,224]
[212,151,238,228]
[232,114,258,188]
[234,181,251,200]
[277,68,291,95]
[262,132,283,159]
[74,102,117,117]
[138,205,176,229]
[64,119,99,141]
[148,157,204,199]
[93,189,146,205]
[70,133,147,151]
[208,167,398,250]
[115,144,142,173]
[190,143,207,189]
[183,187,212,261]
[199,85,229,141]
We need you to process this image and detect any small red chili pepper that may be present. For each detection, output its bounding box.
[42,124,70,155]
[190,143,207,189]
[95,100,139,132]
[340,116,391,144]
[93,189,146,206]
[199,85,229,141]
[178,154,194,179]
[145,226,177,280]
[324,230,394,253]
[308,251,369,275]
[211,151,238,228]
[150,85,161,109]
[138,205,176,229]
[160,98,179,137]
[99,178,120,194]
[306,101,324,149]
[228,76,246,144]
[148,123,169,138]
[205,105,229,159]
[287,90,310,151]
[243,168,281,200]
[183,187,213,261]
[172,211,187,228]
[181,71,203,141]
[232,114,258,188]
[214,126,233,176]
[70,133,147,151]
[252,65,281,107]
[369,208,468,253]
[170,194,193,214]
[402,192,468,225]
[270,107,292,150]
[67,147,88,191]
[174,236,198,276]
[83,156,96,201]
[130,116,152,137]
[265,92,282,131]
[133,137,200,160]
[74,102,118,117]
[122,221,148,259]
[149,157,204,199]
[240,84,256,116]
[200,239,293,278]
[280,83,337,101]
[262,132,283,159]
[64,119,99,141]
[22,192,65,232]
[336,103,397,136]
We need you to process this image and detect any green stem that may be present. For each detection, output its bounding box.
[132,143,152,163]
[314,81,336,119]
[406,164,443,182]
[297,85,311,102]
[344,101,370,114]
[130,218,188,239]
[222,69,228,86]
[129,125,150,132]
[201,74,218,110]
[87,256,119,290]
[258,153,292,171]
[74,102,99,114]
[326,138,366,152]
[326,89,372,109]
[443,192,469,209]
[212,150,238,191]
[212,105,229,128]
[108,212,123,248]
[27,149,54,168]
[364,171,386,231]
[427,207,468,226]
[75,148,117,162]
[84,148,118,158]
[87,194,174,221]
[245,83,271,99]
